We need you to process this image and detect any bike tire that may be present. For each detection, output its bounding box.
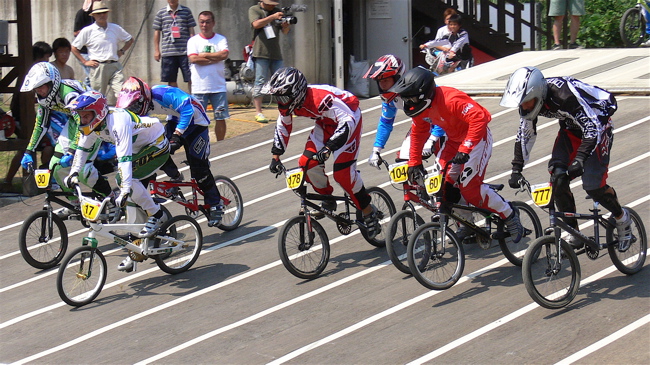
[498,201,543,267]
[153,215,203,275]
[360,186,396,248]
[56,246,107,307]
[607,207,647,275]
[278,215,330,280]
[620,7,646,47]
[19,210,68,270]
[407,222,464,290]
[386,209,424,274]
[522,236,581,309]
[214,175,244,231]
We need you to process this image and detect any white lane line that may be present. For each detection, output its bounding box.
[554,314,650,365]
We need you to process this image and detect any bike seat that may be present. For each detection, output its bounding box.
[487,183,504,192]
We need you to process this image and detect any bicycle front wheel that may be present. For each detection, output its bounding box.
[278,215,329,280]
[407,222,464,290]
[620,7,646,47]
[522,236,581,309]
[498,201,543,267]
[56,246,107,307]
[386,209,424,274]
[214,175,244,231]
[361,186,397,248]
[19,210,68,270]
[153,215,203,274]
[607,207,647,275]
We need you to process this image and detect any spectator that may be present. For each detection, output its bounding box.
[549,0,585,50]
[73,0,95,88]
[71,0,133,102]
[420,14,473,70]
[51,38,75,79]
[153,0,196,92]
[186,10,229,141]
[435,8,457,40]
[248,0,292,123]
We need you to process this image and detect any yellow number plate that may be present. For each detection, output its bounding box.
[531,183,552,207]
[388,162,409,183]
[81,200,102,221]
[425,173,442,194]
[285,168,304,190]
[34,169,51,188]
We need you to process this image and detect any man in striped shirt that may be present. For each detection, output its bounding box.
[153,0,196,92]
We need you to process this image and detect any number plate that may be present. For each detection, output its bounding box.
[531,182,552,207]
[81,200,102,221]
[34,169,51,188]
[285,167,305,190]
[425,173,442,194]
[388,162,409,183]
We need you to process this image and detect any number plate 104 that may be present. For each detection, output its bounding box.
[388,162,408,183]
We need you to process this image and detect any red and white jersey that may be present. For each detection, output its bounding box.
[272,85,360,155]
[409,86,491,166]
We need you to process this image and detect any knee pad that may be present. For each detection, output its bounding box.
[586,185,622,217]
[353,186,371,211]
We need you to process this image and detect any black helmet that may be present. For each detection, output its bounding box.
[387,66,436,117]
[260,67,308,114]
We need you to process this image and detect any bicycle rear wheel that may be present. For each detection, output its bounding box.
[153,215,203,274]
[19,210,68,269]
[620,7,646,47]
[386,209,424,274]
[522,236,580,309]
[56,246,107,307]
[498,201,543,267]
[607,207,647,275]
[214,175,244,231]
[278,215,329,279]
[407,222,464,290]
[360,186,396,247]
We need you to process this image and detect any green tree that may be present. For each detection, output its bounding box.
[580,0,637,48]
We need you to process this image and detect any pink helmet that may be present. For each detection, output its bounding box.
[66,90,108,135]
[116,77,152,116]
[363,55,405,102]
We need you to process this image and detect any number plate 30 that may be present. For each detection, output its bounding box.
[34,169,51,188]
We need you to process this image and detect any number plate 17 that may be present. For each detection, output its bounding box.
[531,182,552,207]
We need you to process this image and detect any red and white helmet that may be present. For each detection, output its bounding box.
[66,91,109,135]
[363,55,405,102]
[116,77,152,116]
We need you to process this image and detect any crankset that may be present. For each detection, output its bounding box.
[336,213,353,235]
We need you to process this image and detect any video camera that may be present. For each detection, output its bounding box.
[273,4,307,25]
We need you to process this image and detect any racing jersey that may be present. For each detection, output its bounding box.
[374,96,445,149]
[27,80,87,152]
[272,85,360,155]
[72,109,166,194]
[512,76,617,170]
[151,85,210,134]
[409,86,491,167]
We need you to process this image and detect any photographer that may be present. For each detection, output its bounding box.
[248,0,291,123]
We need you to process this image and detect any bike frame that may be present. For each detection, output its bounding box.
[150,179,232,216]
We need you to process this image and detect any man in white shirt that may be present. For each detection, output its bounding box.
[71,0,133,103]
[186,10,229,141]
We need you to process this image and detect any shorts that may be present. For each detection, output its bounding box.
[193,92,230,120]
[548,0,585,17]
[161,55,191,83]
[252,58,284,98]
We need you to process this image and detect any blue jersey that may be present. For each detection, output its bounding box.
[374,98,445,149]
[151,85,211,134]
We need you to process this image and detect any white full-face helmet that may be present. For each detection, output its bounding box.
[500,66,547,120]
[20,62,62,108]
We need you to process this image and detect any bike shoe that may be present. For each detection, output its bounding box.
[363,204,380,240]
[311,199,337,220]
[139,215,162,238]
[566,235,584,250]
[616,209,633,252]
[117,257,134,272]
[207,204,224,227]
[55,206,79,219]
[455,226,473,242]
[505,205,524,244]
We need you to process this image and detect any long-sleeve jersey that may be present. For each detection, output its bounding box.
[151,85,210,134]
[374,96,445,149]
[272,85,360,156]
[72,110,165,194]
[27,80,87,152]
[512,76,617,171]
[424,29,470,56]
[409,86,491,166]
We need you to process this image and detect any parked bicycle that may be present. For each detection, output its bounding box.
[620,0,650,47]
[150,163,244,231]
[404,161,542,290]
[56,184,203,307]
[521,178,646,309]
[276,164,396,279]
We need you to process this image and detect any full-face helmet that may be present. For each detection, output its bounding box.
[20,62,61,108]
[388,66,436,117]
[66,91,108,135]
[363,55,405,102]
[260,67,308,115]
[500,66,547,120]
[116,77,153,116]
